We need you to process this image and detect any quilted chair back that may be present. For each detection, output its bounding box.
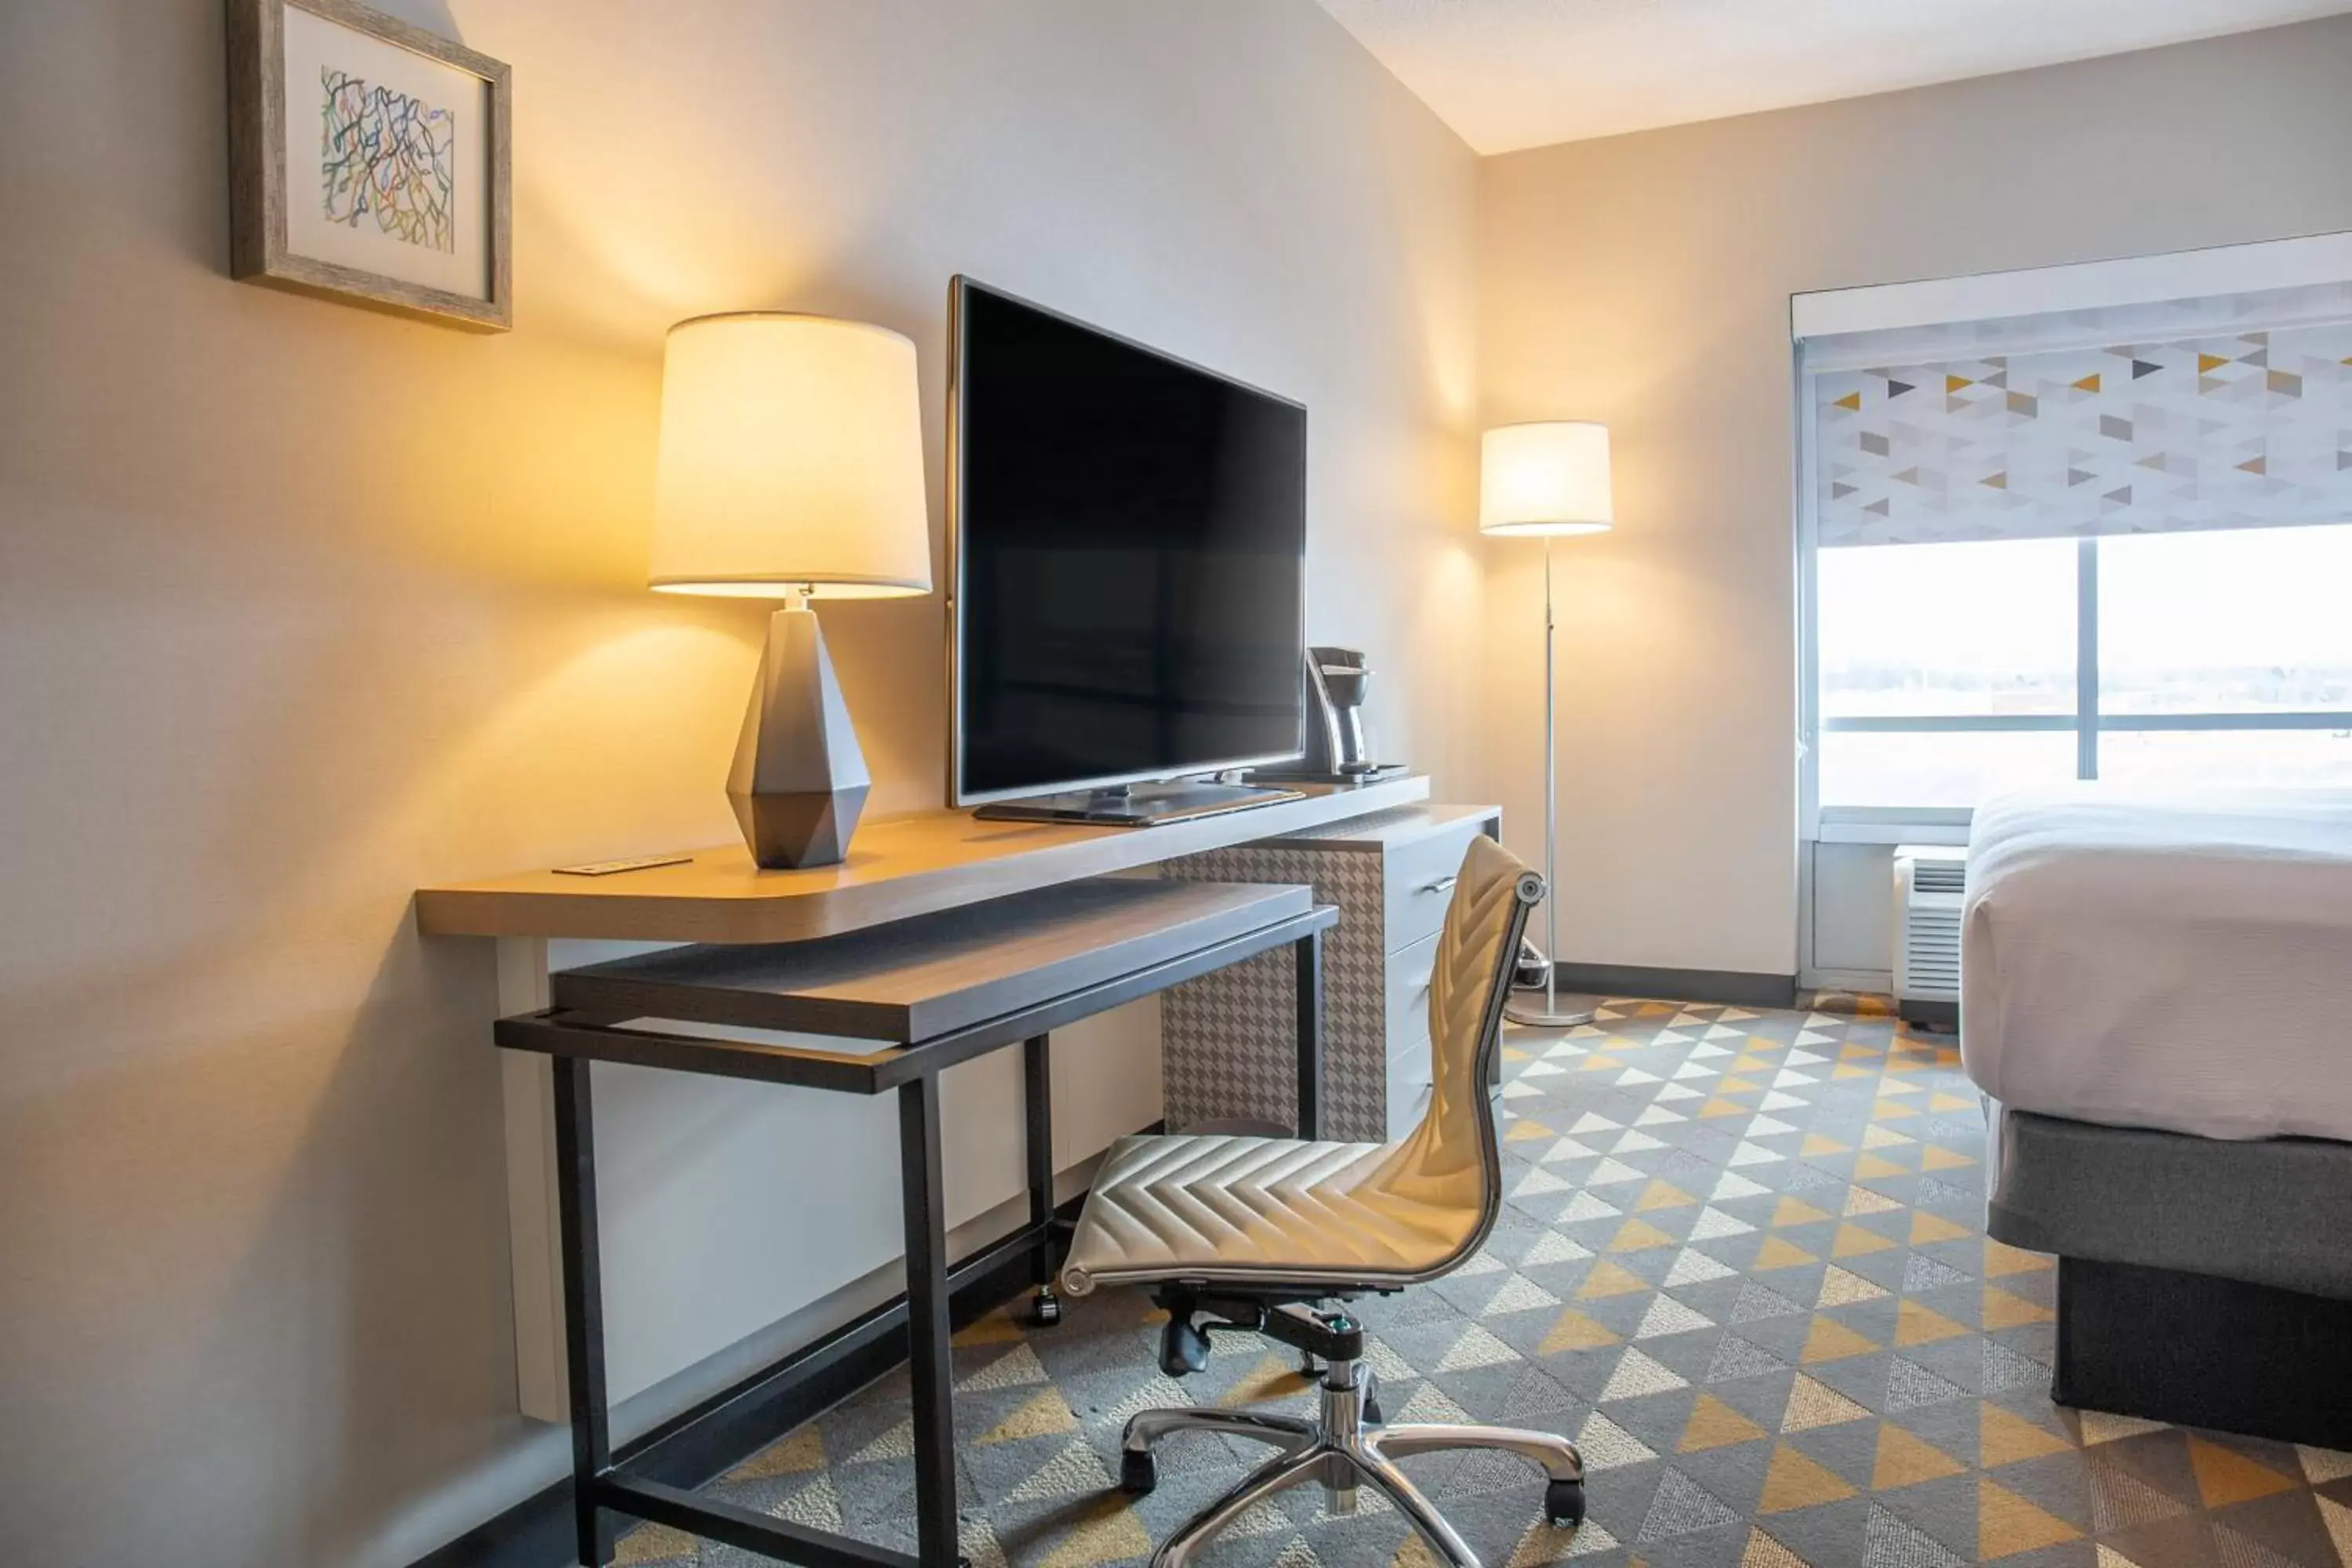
[1358,833,1543,1275]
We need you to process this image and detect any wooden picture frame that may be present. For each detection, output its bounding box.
[227,0,512,331]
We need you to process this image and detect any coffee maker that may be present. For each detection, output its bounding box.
[1248,646,1407,785]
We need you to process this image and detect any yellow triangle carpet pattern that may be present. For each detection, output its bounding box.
[621,1000,2352,1567]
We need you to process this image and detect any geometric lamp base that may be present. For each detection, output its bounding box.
[726,598,872,869]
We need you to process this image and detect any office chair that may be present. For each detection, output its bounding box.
[1058,836,1585,1568]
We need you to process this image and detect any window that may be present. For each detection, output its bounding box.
[2096,523,2352,789]
[2098,525,2352,719]
[1813,526,2352,817]
[1816,537,2078,810]
[1800,274,2352,829]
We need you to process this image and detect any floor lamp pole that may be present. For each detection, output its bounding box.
[1506,535,1595,1029]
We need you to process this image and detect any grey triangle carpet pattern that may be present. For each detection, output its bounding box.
[620,1000,2352,1568]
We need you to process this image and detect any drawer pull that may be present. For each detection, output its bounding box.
[1418,874,1457,895]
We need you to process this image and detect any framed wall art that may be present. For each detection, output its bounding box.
[227,0,512,331]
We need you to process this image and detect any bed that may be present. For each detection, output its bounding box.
[1961,786,2352,1446]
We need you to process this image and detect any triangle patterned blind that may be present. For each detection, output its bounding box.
[1810,284,2352,549]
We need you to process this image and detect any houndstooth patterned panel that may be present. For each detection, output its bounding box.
[1158,844,1393,1141]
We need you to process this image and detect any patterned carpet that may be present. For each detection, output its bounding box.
[619,999,2352,1568]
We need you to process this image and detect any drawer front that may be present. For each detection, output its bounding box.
[1385,1035,1433,1138]
[1385,931,1440,1053]
[1384,820,1490,952]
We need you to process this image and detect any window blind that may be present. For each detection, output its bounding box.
[1807,280,2352,548]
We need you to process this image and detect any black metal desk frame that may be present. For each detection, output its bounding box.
[494,903,1338,1568]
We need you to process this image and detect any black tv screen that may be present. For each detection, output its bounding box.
[949,279,1307,804]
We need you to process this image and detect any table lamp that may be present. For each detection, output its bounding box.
[1479,420,1613,1027]
[652,313,932,869]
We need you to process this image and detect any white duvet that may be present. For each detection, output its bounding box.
[1962,786,2352,1143]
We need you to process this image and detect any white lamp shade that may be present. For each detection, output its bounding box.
[1479,421,1613,536]
[651,314,933,597]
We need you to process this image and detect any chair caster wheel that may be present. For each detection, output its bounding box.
[1363,1393,1383,1424]
[1544,1478,1586,1525]
[1025,1290,1062,1327]
[1120,1449,1157,1494]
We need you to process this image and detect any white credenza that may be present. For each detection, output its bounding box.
[1159,803,1501,1141]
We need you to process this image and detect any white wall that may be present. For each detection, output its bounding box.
[0,4,1481,1563]
[1476,16,2352,979]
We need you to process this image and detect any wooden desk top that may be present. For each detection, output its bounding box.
[416,775,1430,945]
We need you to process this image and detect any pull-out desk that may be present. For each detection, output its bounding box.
[494,877,1340,1568]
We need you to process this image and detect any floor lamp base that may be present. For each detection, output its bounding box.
[1504,998,1598,1029]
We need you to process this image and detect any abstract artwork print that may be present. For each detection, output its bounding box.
[319,67,456,253]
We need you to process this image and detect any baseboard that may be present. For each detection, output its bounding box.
[1541,963,1798,1011]
[1798,967,1892,996]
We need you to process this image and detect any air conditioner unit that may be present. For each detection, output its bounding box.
[1892,844,1965,1031]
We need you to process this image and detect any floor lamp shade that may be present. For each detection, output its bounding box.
[1479,420,1612,1027]
[1479,421,1614,538]
[651,313,933,869]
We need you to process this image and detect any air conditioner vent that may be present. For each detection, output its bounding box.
[1892,844,1967,1011]
[1909,858,1965,895]
[1903,908,1962,992]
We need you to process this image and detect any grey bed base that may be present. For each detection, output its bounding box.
[1987,1105,2352,1446]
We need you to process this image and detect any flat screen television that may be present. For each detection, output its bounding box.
[948,278,1308,812]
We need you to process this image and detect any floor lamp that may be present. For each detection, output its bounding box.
[1479,421,1614,1028]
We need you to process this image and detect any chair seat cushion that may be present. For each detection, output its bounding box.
[1059,1131,1485,1295]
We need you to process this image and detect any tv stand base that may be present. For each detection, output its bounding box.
[974,779,1304,826]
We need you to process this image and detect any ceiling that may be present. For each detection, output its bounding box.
[1313,0,2352,154]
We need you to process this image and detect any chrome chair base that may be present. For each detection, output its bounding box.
[1120,1359,1584,1568]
